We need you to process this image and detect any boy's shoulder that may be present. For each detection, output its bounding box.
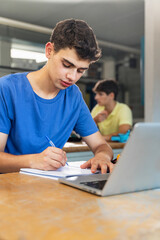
[93,104,105,111]
[116,102,132,112]
[0,72,28,86]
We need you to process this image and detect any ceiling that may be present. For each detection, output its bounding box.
[0,0,144,59]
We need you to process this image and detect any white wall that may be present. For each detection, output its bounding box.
[145,0,160,121]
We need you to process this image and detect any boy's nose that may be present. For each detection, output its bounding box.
[66,70,78,82]
[95,94,99,100]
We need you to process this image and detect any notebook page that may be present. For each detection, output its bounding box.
[20,161,94,180]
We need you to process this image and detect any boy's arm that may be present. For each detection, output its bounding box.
[104,124,131,141]
[0,132,67,173]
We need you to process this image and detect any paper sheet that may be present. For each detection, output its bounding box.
[20,161,94,180]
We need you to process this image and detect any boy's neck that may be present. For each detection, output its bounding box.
[27,67,60,99]
[105,101,117,114]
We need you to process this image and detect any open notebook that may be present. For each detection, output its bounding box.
[20,161,96,180]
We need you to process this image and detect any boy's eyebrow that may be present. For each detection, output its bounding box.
[63,58,89,70]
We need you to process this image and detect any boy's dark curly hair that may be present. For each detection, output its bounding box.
[50,19,101,62]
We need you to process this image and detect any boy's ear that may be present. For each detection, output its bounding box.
[109,92,115,99]
[45,42,54,59]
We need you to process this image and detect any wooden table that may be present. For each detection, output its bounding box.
[0,172,160,240]
[63,141,125,162]
[63,141,125,153]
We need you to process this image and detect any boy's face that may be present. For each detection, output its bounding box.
[46,43,90,90]
[94,91,114,106]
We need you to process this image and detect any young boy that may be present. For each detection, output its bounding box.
[0,19,113,173]
[91,79,132,141]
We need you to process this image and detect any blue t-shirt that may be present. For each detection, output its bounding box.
[0,72,98,155]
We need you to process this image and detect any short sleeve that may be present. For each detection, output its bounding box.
[74,99,98,137]
[118,105,133,126]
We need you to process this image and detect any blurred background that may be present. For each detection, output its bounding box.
[0,0,144,123]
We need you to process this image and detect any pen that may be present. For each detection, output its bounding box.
[111,154,120,164]
[45,136,68,165]
[45,135,55,147]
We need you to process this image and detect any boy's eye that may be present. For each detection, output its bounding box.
[78,69,86,74]
[63,62,71,68]
[77,69,84,74]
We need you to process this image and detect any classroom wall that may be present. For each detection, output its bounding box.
[145,0,160,122]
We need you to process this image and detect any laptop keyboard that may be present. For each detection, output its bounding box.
[80,180,107,190]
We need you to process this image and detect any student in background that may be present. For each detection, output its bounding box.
[91,79,133,141]
[0,19,113,174]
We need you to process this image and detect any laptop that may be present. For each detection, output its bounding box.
[59,122,160,196]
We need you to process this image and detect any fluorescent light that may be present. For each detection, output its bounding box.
[24,0,84,2]
[11,49,47,63]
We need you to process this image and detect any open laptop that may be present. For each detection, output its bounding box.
[59,122,160,196]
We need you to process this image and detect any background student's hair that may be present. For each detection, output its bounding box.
[93,79,119,100]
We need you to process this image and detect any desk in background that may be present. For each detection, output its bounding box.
[63,141,125,162]
[0,173,160,240]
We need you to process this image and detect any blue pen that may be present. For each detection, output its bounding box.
[45,136,68,165]
[45,135,55,147]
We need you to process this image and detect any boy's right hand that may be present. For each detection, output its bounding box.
[94,110,109,123]
[30,147,67,170]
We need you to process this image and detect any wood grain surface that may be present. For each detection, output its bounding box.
[0,173,160,240]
